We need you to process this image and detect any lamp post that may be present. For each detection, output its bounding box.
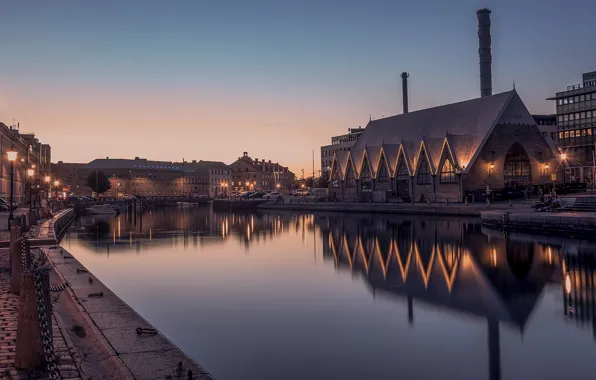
[27,168,34,210]
[6,150,17,230]
[54,180,59,201]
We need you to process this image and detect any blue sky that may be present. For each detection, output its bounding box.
[1,0,595,172]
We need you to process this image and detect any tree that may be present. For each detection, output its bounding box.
[85,170,112,195]
[317,172,330,189]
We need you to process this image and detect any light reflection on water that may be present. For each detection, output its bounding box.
[61,206,596,380]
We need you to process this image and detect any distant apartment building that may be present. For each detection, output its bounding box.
[548,70,596,183]
[0,122,52,203]
[320,127,364,174]
[229,152,294,192]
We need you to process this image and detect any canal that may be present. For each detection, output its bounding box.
[60,206,596,380]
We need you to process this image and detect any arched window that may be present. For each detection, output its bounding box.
[361,157,372,190]
[417,154,431,185]
[346,161,356,188]
[440,156,456,184]
[504,143,531,187]
[396,161,409,181]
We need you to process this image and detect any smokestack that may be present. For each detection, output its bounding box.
[477,8,492,97]
[401,72,409,114]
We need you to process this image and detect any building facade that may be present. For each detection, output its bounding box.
[181,160,231,198]
[229,152,294,192]
[320,127,364,174]
[0,123,52,204]
[329,90,560,202]
[532,115,558,152]
[549,71,596,183]
[53,158,211,197]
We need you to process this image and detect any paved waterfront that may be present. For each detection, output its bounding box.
[481,209,596,235]
[0,248,82,380]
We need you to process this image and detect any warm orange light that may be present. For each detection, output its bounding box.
[544,163,550,170]
[301,184,305,188]
[491,248,497,267]
[45,176,50,183]
[54,180,59,186]
[560,153,567,160]
[27,169,34,177]
[276,184,280,188]
[6,151,17,162]
[565,273,572,294]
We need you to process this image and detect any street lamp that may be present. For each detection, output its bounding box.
[27,169,34,210]
[6,150,17,230]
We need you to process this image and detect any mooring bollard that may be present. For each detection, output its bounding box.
[11,238,29,295]
[9,225,18,267]
[15,270,52,370]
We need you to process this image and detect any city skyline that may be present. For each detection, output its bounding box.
[1,0,595,174]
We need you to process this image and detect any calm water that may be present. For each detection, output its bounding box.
[61,206,596,380]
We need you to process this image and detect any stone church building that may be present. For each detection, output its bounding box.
[329,90,561,202]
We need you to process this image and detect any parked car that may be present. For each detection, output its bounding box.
[265,191,282,200]
[249,191,267,199]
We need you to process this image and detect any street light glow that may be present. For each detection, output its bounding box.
[27,169,34,177]
[560,153,567,160]
[6,151,17,162]
[45,176,50,183]
[54,180,59,186]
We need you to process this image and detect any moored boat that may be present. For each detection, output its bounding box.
[86,204,120,214]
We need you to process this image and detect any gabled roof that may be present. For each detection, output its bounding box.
[334,151,350,179]
[382,144,401,175]
[366,146,382,177]
[446,134,476,169]
[423,138,445,174]
[350,150,365,179]
[353,90,540,174]
[401,140,419,175]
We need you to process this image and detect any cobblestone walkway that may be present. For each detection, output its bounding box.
[0,249,83,380]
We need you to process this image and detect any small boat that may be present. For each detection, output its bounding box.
[86,204,119,215]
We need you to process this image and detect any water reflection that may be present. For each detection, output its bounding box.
[62,207,596,380]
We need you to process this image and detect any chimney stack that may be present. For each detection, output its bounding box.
[477,8,492,97]
[401,72,409,114]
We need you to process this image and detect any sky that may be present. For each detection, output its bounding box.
[1,0,595,175]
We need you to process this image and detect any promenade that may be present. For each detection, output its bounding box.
[1,209,215,379]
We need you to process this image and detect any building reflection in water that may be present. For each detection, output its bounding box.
[64,207,596,379]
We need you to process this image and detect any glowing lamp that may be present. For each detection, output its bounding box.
[31,164,36,169]
[6,151,17,162]
[27,169,34,177]
[565,273,572,295]
[45,176,50,183]
[560,153,567,160]
[544,163,550,170]
[54,180,59,187]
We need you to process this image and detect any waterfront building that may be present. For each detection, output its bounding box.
[548,70,596,183]
[179,160,231,198]
[229,152,294,192]
[320,127,364,174]
[0,122,52,203]
[329,90,560,202]
[53,157,210,197]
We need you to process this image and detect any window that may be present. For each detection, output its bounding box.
[575,113,580,120]
[542,132,547,137]
[581,112,586,119]
[580,95,585,101]
[551,132,557,140]
[557,99,562,106]
[574,96,579,103]
[377,158,390,183]
[583,129,587,137]
[439,157,456,184]
[396,161,409,181]
[417,155,431,185]
[559,132,564,139]
[589,129,593,136]
[570,130,575,138]
[564,114,569,121]
[565,131,570,138]
[564,97,569,104]
[558,115,563,123]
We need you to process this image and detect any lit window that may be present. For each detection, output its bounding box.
[583,129,587,137]
[589,129,593,136]
[440,158,456,184]
[559,132,564,139]
[570,130,575,137]
[565,131,570,138]
[564,98,569,104]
